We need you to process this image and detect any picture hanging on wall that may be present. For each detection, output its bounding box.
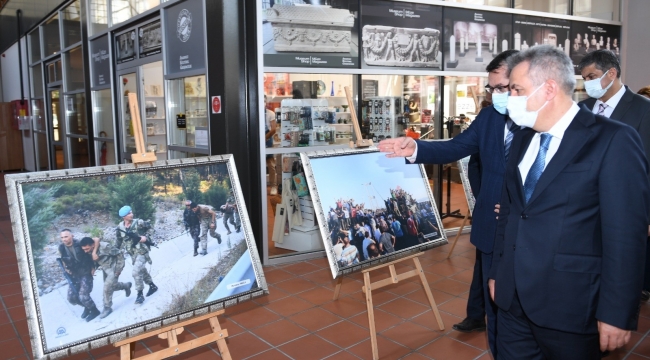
[443,7,512,71]
[115,30,136,64]
[261,0,360,68]
[360,0,443,70]
[301,148,447,278]
[138,20,163,59]
[4,156,267,359]
[569,21,621,74]
[512,15,571,58]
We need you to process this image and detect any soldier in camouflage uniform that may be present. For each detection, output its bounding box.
[184,200,221,256]
[79,237,132,319]
[58,229,101,322]
[221,192,240,235]
[116,206,158,305]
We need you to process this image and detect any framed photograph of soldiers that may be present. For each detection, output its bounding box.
[4,155,267,359]
[301,148,447,278]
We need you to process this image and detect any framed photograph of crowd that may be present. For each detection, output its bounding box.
[5,156,267,359]
[457,156,476,214]
[301,148,447,278]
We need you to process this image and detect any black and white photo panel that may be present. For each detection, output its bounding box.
[443,7,512,71]
[360,0,443,70]
[261,0,360,68]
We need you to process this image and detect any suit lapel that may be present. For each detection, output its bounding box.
[525,109,595,206]
[610,87,640,129]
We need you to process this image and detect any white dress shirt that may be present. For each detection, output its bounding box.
[518,103,580,183]
[592,84,626,118]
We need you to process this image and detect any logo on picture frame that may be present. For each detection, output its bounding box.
[177,9,192,42]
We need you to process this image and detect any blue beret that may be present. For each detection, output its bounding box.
[119,206,132,217]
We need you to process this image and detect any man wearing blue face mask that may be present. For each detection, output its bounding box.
[488,45,649,359]
[378,50,519,358]
[578,50,650,303]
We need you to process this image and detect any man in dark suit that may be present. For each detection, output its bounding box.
[378,50,519,357]
[488,45,649,359]
[578,50,650,301]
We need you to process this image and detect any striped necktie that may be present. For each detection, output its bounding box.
[597,103,608,115]
[523,133,552,203]
[504,119,520,162]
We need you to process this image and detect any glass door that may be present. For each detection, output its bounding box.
[119,72,138,161]
[117,61,168,163]
[47,87,66,169]
[32,99,49,170]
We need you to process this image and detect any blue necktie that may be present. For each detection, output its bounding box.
[504,119,520,162]
[523,133,552,203]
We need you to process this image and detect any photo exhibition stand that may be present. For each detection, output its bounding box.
[118,93,232,360]
[445,211,470,258]
[331,87,444,360]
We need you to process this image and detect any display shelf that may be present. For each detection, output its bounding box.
[145,95,164,98]
[146,117,166,120]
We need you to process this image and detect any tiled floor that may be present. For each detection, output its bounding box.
[2,185,650,359]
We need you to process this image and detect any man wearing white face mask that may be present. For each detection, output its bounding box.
[488,45,649,359]
[578,50,650,303]
[377,50,519,358]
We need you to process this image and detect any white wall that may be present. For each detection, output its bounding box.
[620,0,650,92]
[1,37,29,102]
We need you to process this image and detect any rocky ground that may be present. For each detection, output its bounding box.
[36,197,189,295]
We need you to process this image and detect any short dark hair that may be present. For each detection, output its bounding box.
[79,237,94,247]
[190,202,199,209]
[577,50,621,78]
[486,50,519,72]
[61,228,72,233]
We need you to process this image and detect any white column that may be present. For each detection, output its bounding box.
[460,36,465,56]
[564,38,570,55]
[502,39,508,52]
[476,34,481,57]
[449,35,456,62]
[493,36,498,55]
[514,33,521,51]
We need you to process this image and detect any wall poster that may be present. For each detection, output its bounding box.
[513,15,571,57]
[361,0,443,70]
[139,20,163,59]
[443,7,512,71]
[570,21,621,74]
[5,156,267,359]
[115,30,137,64]
[262,1,360,68]
[301,149,447,278]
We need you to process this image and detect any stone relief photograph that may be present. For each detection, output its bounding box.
[115,30,136,64]
[512,15,571,57]
[261,0,360,68]
[570,21,621,74]
[361,0,443,70]
[443,8,512,71]
[301,149,447,278]
[5,157,266,359]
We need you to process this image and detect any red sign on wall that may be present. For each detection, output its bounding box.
[211,96,222,114]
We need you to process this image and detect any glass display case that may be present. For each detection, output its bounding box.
[167,75,208,152]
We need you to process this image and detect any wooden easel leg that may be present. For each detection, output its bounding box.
[413,258,445,331]
[446,212,470,259]
[363,272,379,360]
[120,342,135,360]
[332,276,344,300]
[209,315,232,360]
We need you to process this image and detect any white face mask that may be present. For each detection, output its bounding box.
[506,83,548,128]
[584,70,614,99]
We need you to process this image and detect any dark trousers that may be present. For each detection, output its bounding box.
[466,248,486,320]
[497,292,600,360]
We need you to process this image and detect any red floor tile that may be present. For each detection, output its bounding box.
[417,336,484,360]
[277,334,341,360]
[316,320,369,349]
[227,332,273,359]
[288,307,344,332]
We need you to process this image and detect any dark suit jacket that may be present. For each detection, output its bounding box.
[468,154,482,197]
[489,106,650,334]
[579,86,650,170]
[414,105,507,253]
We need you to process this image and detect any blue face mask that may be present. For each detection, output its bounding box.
[492,91,509,115]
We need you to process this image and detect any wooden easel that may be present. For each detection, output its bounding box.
[332,253,445,360]
[446,211,471,258]
[343,86,373,149]
[127,92,158,165]
[114,310,231,360]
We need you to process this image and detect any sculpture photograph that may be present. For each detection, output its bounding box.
[5,156,266,359]
[569,21,621,74]
[360,0,443,69]
[261,0,360,68]
[443,8,512,71]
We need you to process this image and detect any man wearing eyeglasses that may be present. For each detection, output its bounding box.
[378,50,519,358]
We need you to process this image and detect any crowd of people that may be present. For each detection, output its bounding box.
[327,188,440,267]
